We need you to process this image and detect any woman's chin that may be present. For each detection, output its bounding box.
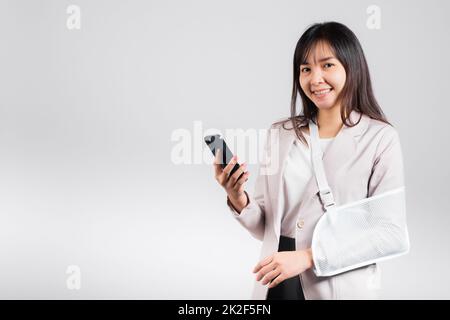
[314,102,337,110]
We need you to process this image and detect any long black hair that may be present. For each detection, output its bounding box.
[276,21,390,145]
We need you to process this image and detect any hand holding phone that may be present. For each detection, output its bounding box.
[204,134,250,212]
[204,134,241,176]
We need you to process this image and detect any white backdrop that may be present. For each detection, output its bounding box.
[0,0,449,299]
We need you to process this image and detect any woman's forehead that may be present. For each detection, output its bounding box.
[304,41,336,63]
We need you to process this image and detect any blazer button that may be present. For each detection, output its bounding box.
[297,219,304,230]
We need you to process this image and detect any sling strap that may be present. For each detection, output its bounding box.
[309,120,336,210]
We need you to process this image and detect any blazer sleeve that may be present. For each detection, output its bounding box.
[225,124,276,242]
[365,127,410,258]
[368,126,405,195]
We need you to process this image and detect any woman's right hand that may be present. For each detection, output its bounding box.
[213,149,250,211]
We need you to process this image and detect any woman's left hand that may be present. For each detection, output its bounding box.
[253,249,314,289]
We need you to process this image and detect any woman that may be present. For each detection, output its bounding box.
[213,21,408,299]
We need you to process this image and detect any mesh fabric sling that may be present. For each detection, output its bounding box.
[308,119,410,277]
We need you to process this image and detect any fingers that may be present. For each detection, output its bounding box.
[226,162,249,190]
[213,150,250,196]
[253,255,273,273]
[262,268,282,286]
[253,253,287,288]
[232,168,250,191]
[222,155,238,178]
[213,149,223,177]
[268,273,285,289]
[214,153,239,186]
[256,262,277,282]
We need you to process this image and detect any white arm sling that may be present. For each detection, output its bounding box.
[309,120,410,277]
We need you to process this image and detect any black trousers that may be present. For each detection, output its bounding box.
[266,235,305,300]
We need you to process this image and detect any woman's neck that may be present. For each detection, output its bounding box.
[316,107,344,138]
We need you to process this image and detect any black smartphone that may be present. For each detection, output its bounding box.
[204,134,242,179]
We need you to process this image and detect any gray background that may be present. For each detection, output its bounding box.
[0,0,448,299]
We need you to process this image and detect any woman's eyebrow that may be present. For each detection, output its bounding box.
[301,57,335,65]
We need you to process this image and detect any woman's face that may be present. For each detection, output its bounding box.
[299,41,346,111]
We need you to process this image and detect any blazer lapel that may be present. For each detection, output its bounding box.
[267,123,296,238]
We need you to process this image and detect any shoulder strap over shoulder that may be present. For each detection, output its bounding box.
[309,120,336,211]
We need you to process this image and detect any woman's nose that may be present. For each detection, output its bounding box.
[311,69,325,85]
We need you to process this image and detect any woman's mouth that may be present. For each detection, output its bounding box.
[312,88,333,98]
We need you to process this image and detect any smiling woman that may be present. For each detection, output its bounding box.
[215,21,408,300]
[299,42,347,112]
[278,21,390,144]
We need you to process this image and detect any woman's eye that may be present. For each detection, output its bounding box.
[324,63,334,68]
[301,67,310,73]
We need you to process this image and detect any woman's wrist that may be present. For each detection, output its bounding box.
[305,248,314,270]
[227,191,249,213]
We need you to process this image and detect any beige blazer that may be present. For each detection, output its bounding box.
[226,110,405,299]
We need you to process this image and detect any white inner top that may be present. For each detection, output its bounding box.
[281,134,334,238]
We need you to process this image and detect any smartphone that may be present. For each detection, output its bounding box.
[204,134,243,179]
